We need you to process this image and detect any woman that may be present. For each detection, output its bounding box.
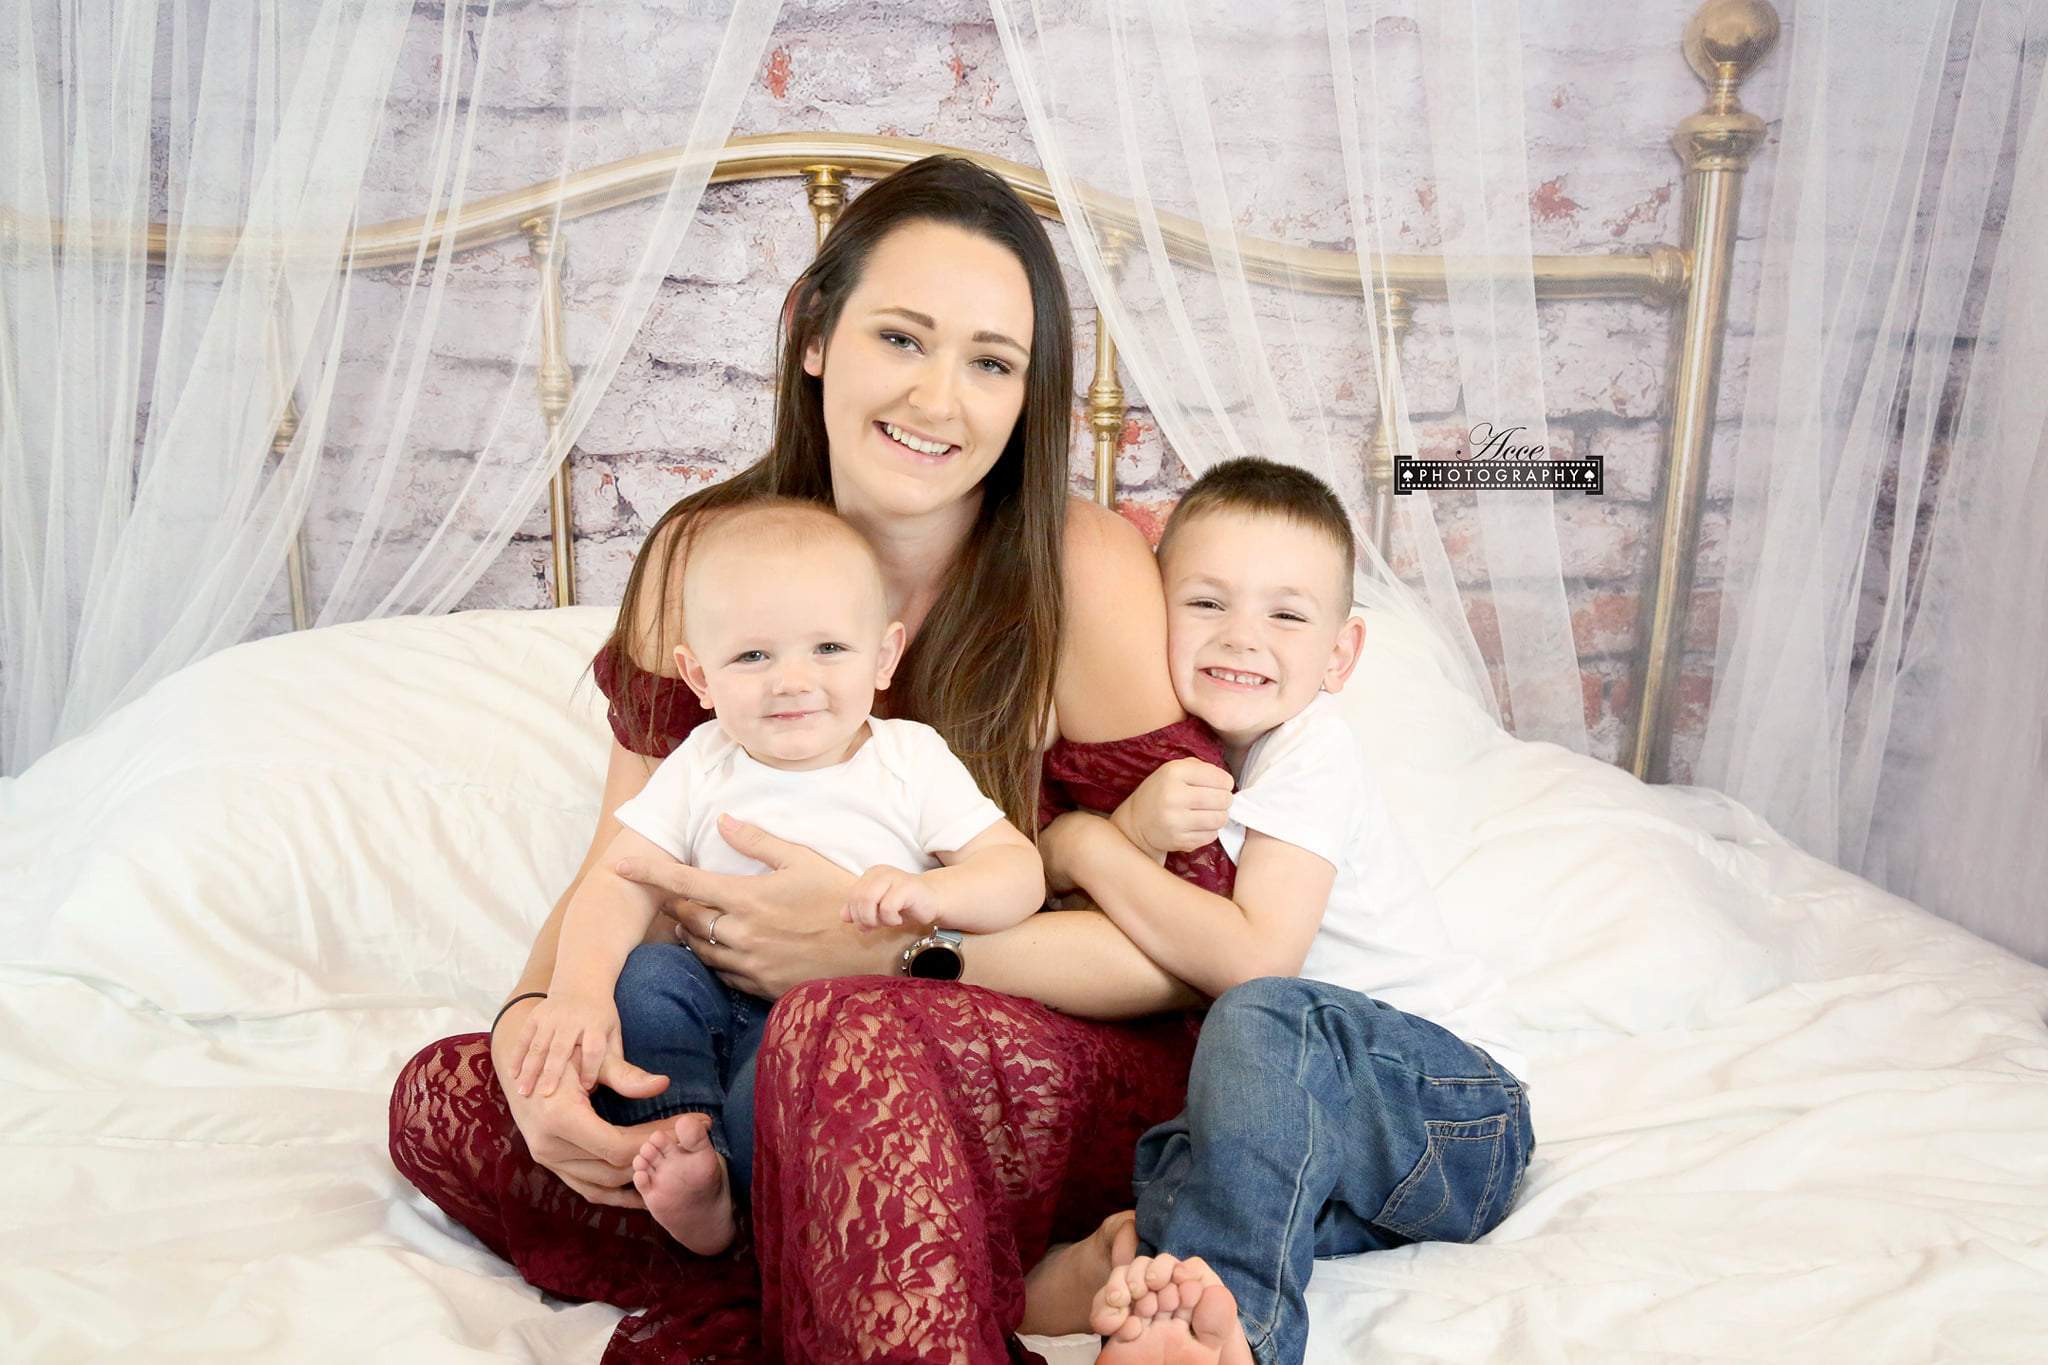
[389,156,1232,1363]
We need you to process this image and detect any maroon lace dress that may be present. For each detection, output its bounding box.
[388,648,1232,1363]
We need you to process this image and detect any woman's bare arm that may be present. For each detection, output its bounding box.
[962,905,1204,1017]
[963,499,1203,1015]
[501,739,659,1006]
[505,517,685,1006]
[1050,498,1184,741]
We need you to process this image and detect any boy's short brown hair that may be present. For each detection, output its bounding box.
[1157,457,1357,604]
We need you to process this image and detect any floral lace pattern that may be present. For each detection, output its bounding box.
[387,649,1233,1362]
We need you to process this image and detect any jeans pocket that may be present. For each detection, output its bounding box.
[1373,1113,1509,1244]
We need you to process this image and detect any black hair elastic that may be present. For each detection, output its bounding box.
[490,991,548,1038]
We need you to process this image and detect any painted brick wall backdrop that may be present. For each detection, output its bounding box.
[259,0,2000,782]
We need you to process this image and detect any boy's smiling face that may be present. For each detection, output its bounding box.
[1159,508,1366,759]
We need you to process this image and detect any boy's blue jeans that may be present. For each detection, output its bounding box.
[589,941,770,1196]
[1134,976,1535,1365]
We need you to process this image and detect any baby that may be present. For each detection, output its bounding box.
[508,496,1045,1253]
[1027,459,1532,1365]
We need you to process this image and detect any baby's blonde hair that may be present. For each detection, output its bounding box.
[676,496,888,638]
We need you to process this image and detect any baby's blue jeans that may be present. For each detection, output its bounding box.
[590,941,770,1197]
[1134,976,1535,1365]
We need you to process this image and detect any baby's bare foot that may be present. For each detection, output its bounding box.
[631,1113,735,1255]
[1021,1209,1138,1336]
[1092,1254,1254,1365]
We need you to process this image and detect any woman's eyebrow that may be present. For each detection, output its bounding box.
[875,305,1027,356]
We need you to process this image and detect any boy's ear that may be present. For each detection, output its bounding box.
[1320,614,1368,695]
[675,644,715,711]
[873,621,908,691]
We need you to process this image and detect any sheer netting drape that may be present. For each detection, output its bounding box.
[996,0,2048,963]
[1697,0,2048,963]
[0,0,783,777]
[990,0,1587,750]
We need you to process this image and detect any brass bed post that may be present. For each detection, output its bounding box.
[804,166,847,246]
[1625,0,1777,781]
[277,409,310,632]
[264,305,310,631]
[1367,283,1413,568]
[524,213,577,608]
[1085,232,1131,510]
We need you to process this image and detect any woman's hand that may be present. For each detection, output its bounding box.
[1110,758,1234,859]
[613,813,913,998]
[491,995,670,1209]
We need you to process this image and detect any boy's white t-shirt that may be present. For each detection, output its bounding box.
[613,717,1007,880]
[1219,692,1527,1081]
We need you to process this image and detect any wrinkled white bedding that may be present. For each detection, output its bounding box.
[3,605,2045,1363]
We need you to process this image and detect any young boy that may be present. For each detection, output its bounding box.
[1031,459,1532,1365]
[506,497,1045,1254]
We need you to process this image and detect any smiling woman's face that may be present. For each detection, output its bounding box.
[804,219,1035,526]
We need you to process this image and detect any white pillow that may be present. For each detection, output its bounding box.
[1,608,616,1017]
[3,600,1787,1043]
[1330,605,1785,1043]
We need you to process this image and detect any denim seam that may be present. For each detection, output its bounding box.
[1378,1117,1507,1240]
[1242,1002,1327,1357]
[1501,1097,1534,1219]
[1466,1126,1507,1240]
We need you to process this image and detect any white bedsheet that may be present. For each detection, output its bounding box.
[4,606,2045,1363]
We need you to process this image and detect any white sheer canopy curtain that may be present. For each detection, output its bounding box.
[997,0,2048,963]
[991,0,1589,751]
[0,0,783,778]
[1699,0,2048,964]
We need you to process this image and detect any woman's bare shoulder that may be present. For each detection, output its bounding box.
[1055,496,1181,741]
[1062,495,1156,576]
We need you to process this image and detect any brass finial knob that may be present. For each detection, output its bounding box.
[1684,0,1780,92]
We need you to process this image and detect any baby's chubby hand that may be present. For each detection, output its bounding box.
[511,992,622,1100]
[843,864,940,931]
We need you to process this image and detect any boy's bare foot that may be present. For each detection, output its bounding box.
[1021,1209,1139,1336]
[631,1113,735,1254]
[1092,1254,1254,1365]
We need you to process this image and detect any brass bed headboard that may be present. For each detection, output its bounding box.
[17,0,1778,782]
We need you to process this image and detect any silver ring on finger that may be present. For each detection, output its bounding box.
[706,911,726,947]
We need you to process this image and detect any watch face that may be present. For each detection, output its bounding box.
[908,942,963,981]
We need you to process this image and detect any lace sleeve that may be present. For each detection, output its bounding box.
[590,642,711,759]
[1039,715,1237,896]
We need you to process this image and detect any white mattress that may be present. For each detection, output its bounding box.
[3,605,2045,1363]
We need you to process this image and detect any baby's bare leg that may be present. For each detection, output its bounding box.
[1020,1209,1138,1336]
[630,1113,736,1254]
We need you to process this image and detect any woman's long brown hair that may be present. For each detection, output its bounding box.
[598,156,1072,829]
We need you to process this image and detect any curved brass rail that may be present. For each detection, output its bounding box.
[8,0,1778,783]
[7,131,1688,302]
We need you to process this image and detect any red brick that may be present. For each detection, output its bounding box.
[1117,499,1175,548]
[762,46,792,99]
[1569,589,1640,658]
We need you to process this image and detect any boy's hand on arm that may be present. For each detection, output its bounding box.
[1110,758,1235,861]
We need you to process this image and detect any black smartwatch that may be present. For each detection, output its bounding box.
[900,928,965,981]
